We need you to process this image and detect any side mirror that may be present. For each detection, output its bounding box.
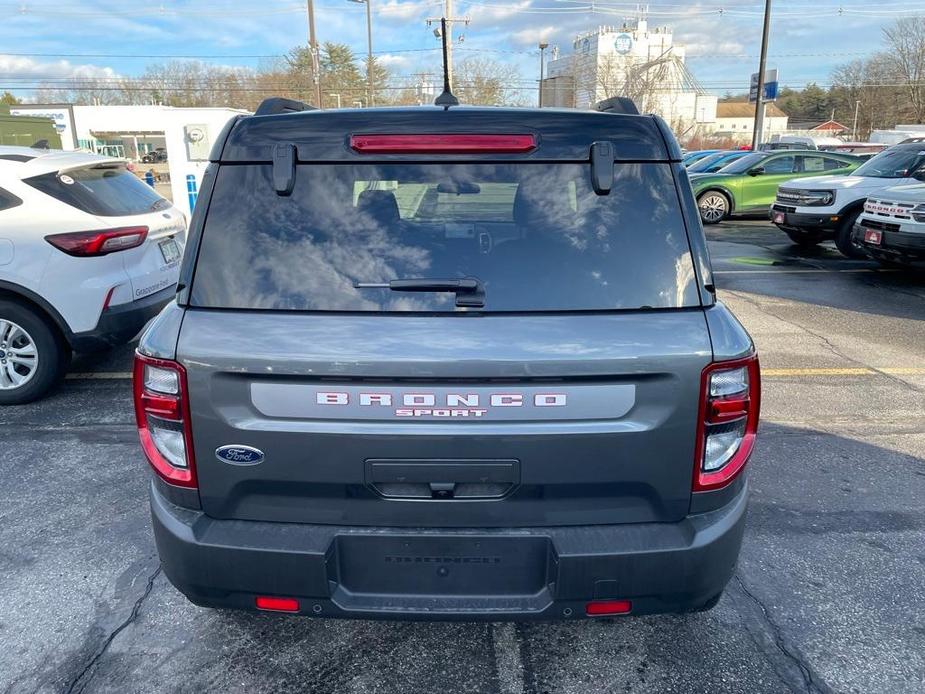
[748,166,765,176]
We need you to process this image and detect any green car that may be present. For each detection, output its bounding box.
[689,150,861,224]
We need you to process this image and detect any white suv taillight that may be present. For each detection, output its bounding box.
[133,353,197,488]
[694,354,761,492]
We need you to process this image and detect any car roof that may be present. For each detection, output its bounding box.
[0,146,125,178]
[216,105,679,164]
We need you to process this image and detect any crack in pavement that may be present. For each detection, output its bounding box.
[64,566,161,694]
[732,574,834,694]
[723,289,925,396]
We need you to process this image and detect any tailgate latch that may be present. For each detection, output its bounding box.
[428,482,456,499]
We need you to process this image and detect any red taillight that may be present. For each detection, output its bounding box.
[256,596,300,613]
[46,226,148,257]
[133,353,197,489]
[586,600,632,616]
[693,354,761,492]
[349,134,537,154]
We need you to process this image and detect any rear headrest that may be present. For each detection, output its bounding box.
[512,180,577,230]
[357,190,400,226]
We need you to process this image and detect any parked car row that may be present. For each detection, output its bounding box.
[690,150,861,225]
[770,142,925,261]
[684,141,925,266]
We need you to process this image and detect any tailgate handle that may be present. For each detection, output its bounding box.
[366,459,519,500]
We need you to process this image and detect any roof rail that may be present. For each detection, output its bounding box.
[254,97,316,117]
[594,97,640,115]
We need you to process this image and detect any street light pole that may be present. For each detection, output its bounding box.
[538,41,548,107]
[852,99,861,141]
[751,0,772,150]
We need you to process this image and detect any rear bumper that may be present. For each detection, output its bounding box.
[151,479,748,620]
[770,205,840,232]
[70,284,175,352]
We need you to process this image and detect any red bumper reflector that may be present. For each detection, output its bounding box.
[255,596,300,612]
[586,599,632,616]
[350,134,537,154]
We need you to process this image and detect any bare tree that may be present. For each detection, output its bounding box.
[882,16,925,123]
[454,57,523,106]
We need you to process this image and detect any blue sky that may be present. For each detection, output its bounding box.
[0,0,922,101]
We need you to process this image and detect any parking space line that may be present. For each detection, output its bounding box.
[761,367,925,377]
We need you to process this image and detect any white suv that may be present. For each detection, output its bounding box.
[770,142,925,257]
[854,184,925,267]
[0,146,186,404]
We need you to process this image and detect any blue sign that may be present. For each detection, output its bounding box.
[749,69,780,102]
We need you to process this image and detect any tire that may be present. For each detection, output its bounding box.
[834,210,866,259]
[697,191,730,225]
[0,299,71,405]
[783,228,825,247]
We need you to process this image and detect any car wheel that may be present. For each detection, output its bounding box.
[834,210,866,259]
[0,299,71,405]
[784,228,825,247]
[697,191,729,225]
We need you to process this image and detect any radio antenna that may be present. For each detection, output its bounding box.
[434,18,459,107]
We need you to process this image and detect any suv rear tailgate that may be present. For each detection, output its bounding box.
[180,310,711,527]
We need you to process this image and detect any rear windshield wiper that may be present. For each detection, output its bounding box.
[355,277,485,308]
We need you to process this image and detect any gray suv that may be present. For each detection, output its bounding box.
[133,97,760,620]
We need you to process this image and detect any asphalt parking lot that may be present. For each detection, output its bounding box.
[1,220,923,694]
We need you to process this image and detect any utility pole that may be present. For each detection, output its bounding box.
[538,41,548,107]
[445,0,454,86]
[751,0,772,149]
[348,0,374,106]
[306,0,322,107]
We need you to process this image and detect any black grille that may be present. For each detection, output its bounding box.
[861,219,902,233]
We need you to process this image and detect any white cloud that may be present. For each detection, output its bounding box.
[377,0,437,21]
[377,53,412,69]
[511,25,555,46]
[466,1,533,21]
[683,41,746,57]
[0,55,118,80]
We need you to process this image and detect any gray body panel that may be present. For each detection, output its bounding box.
[136,104,759,617]
[176,309,714,527]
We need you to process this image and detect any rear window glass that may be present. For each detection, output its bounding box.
[25,164,169,216]
[190,162,700,312]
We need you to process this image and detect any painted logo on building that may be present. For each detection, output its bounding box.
[615,34,634,55]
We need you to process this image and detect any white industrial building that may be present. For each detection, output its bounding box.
[7,104,246,216]
[543,19,717,134]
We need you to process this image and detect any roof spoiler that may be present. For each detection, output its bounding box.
[594,97,640,115]
[254,97,317,116]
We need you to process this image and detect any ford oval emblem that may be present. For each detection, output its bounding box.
[215,445,265,465]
